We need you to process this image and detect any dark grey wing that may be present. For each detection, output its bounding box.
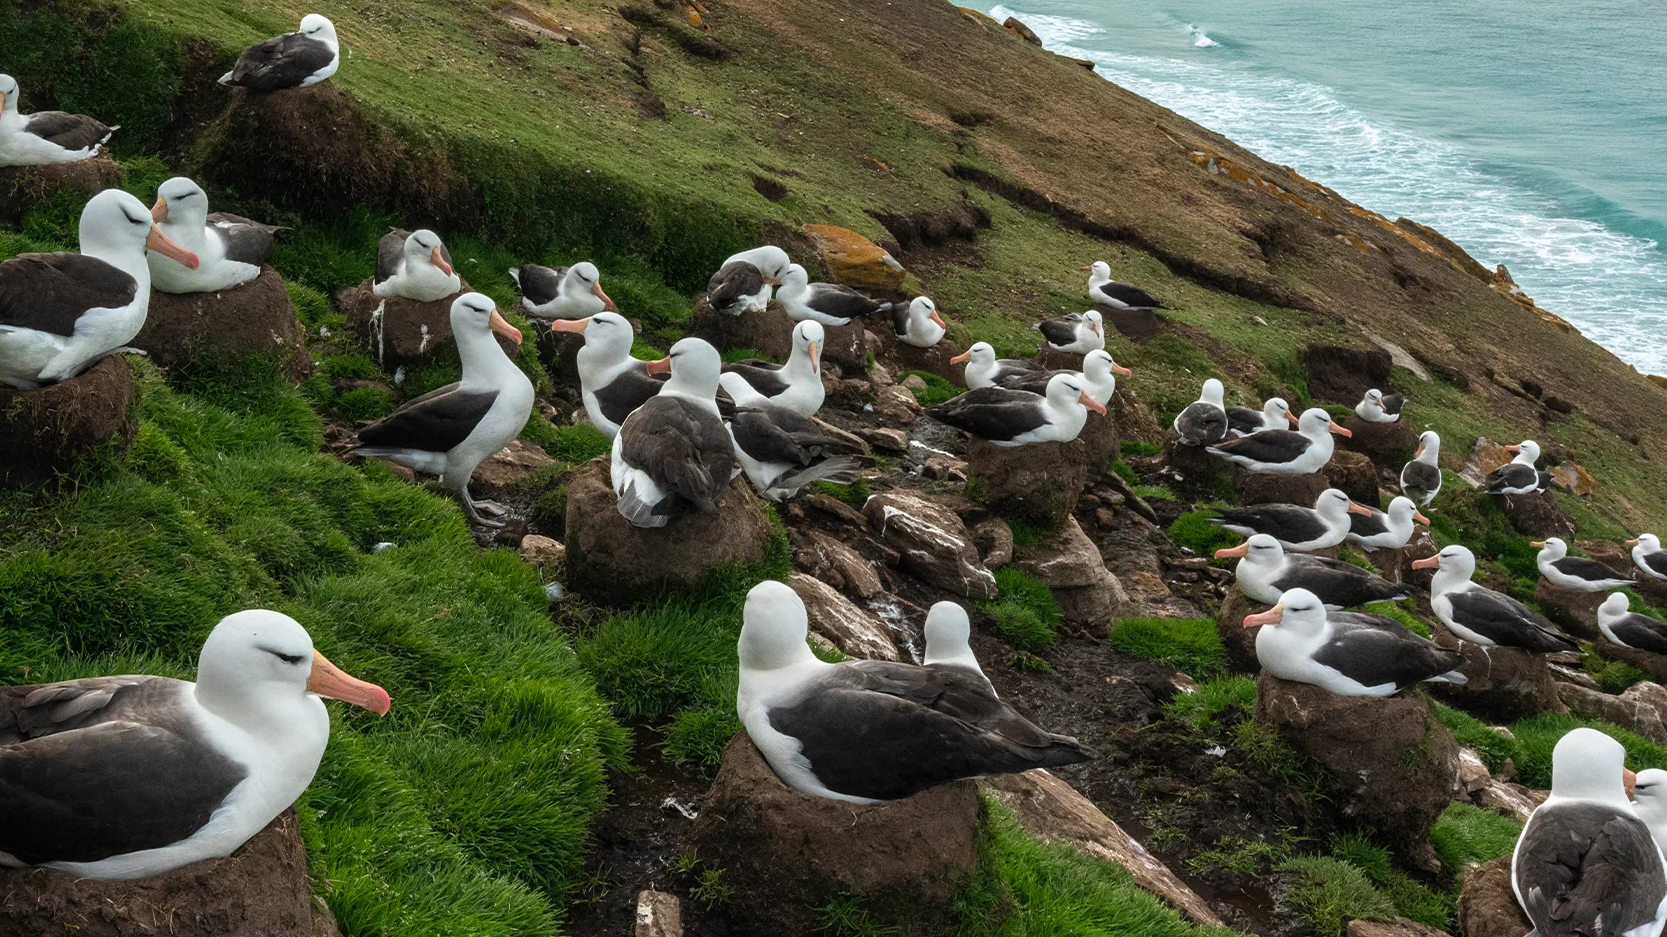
[1551,557,1632,583]
[1485,463,1537,493]
[766,661,1090,801]
[1516,803,1667,937]
[1447,589,1578,652]
[227,32,336,90]
[620,397,735,515]
[514,264,567,307]
[206,213,279,266]
[1379,393,1405,416]
[926,386,1050,442]
[721,361,791,399]
[1349,509,1390,539]
[20,111,114,150]
[1401,460,1441,492]
[0,676,162,744]
[374,230,409,285]
[593,366,666,428]
[890,302,910,336]
[1646,553,1667,579]
[1213,504,1327,545]
[996,368,1070,394]
[1312,616,1463,689]
[356,385,498,453]
[1227,406,1265,435]
[1093,281,1164,308]
[1035,314,1081,346]
[731,404,863,466]
[806,284,885,321]
[991,358,1043,384]
[706,261,764,310]
[1208,428,1309,464]
[1176,401,1230,446]
[1611,614,1667,655]
[0,253,137,337]
[1277,555,1408,607]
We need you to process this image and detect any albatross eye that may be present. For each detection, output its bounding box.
[264,648,305,665]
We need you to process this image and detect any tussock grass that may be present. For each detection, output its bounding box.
[1431,803,1521,877]
[904,370,960,407]
[1432,703,1519,774]
[1166,676,1257,729]
[977,567,1063,651]
[1167,509,1238,559]
[1278,856,1398,937]
[1109,618,1224,679]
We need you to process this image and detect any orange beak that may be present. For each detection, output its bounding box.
[150,197,167,223]
[1287,411,1301,427]
[430,245,454,276]
[307,649,392,715]
[1112,363,1133,377]
[488,308,523,345]
[1078,265,1092,271]
[1627,539,1641,547]
[1626,768,1639,797]
[1214,542,1250,560]
[592,281,617,311]
[1530,540,1546,548]
[1330,422,1353,438]
[1413,444,1425,459]
[930,310,947,329]
[1411,555,1442,570]
[1504,444,1521,454]
[646,355,672,376]
[551,316,591,334]
[807,340,820,374]
[763,277,781,286]
[1243,604,1284,628]
[1348,501,1374,516]
[1080,391,1107,415]
[1093,322,1103,338]
[950,350,972,365]
[1413,511,1431,526]
[146,224,199,270]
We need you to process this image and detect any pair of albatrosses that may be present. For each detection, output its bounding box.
[737,582,1089,802]
[149,177,281,294]
[926,372,1106,447]
[1244,587,1465,696]
[0,75,117,166]
[706,245,791,316]
[0,189,199,390]
[1209,488,1371,553]
[0,610,388,880]
[1413,546,1580,652]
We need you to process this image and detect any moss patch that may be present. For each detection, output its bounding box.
[1109,617,1224,679]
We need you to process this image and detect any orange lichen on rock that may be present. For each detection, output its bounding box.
[802,223,907,292]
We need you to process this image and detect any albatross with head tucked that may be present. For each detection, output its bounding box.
[1597,593,1667,657]
[218,15,340,91]
[1228,397,1293,438]
[1173,378,1229,447]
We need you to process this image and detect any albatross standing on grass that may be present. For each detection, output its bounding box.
[995,348,1130,406]
[1631,535,1667,583]
[1173,378,1229,447]
[0,609,389,880]
[1484,440,1542,496]
[1082,261,1165,310]
[1354,389,1404,423]
[1244,588,1466,696]
[1034,309,1104,354]
[1511,727,1667,937]
[612,337,735,527]
[1209,488,1370,553]
[1228,397,1293,437]
[718,319,824,417]
[550,312,662,438]
[0,189,198,389]
[727,401,863,501]
[735,581,1090,803]
[148,177,280,294]
[952,342,1041,390]
[706,246,791,316]
[925,373,1105,447]
[1597,594,1667,656]
[1216,535,1409,608]
[1207,407,1351,475]
[774,263,890,327]
[219,15,340,91]
[893,296,946,348]
[373,229,460,302]
[1347,496,1429,552]
[1534,537,1636,592]
[351,293,531,527]
[0,74,117,166]
[1400,431,1443,507]
[1413,546,1580,652]
[509,261,615,322]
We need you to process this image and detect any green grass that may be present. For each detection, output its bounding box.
[818,895,901,937]
[1187,836,1282,877]
[977,567,1063,651]
[1430,803,1522,878]
[1109,618,1224,679]
[1507,714,1667,788]
[1363,601,1433,639]
[1165,676,1257,729]
[522,417,612,463]
[905,370,961,407]
[1131,484,1176,502]
[1432,704,1519,774]
[1278,856,1398,937]
[1120,440,1162,458]
[1167,510,1238,560]
[1583,648,1648,693]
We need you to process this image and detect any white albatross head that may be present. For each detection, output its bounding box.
[550,309,633,356]
[450,292,523,360]
[194,609,390,732]
[404,229,454,276]
[298,14,339,47]
[1631,534,1663,554]
[738,580,821,672]
[909,296,945,330]
[1296,407,1351,440]
[1598,592,1633,627]
[1410,544,1477,583]
[949,341,994,369]
[1198,378,1225,409]
[1083,260,1111,283]
[1415,430,1441,462]
[563,261,616,311]
[151,176,210,228]
[1046,372,1106,416]
[647,336,722,403]
[923,601,983,675]
[791,319,824,373]
[81,189,198,271]
[1631,768,1667,837]
[1530,537,1571,563]
[1215,532,1285,568]
[0,74,19,114]
[1550,726,1634,803]
[1242,587,1327,638]
[1504,439,1541,465]
[1313,487,1371,523]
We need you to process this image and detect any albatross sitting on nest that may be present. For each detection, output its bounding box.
[1244,588,1466,696]
[1413,545,1580,652]
[1034,309,1104,354]
[1597,593,1667,656]
[1534,537,1635,592]
[774,264,890,327]
[926,373,1104,447]
[1484,440,1543,496]
[893,296,946,348]
[1631,534,1667,584]
[0,74,117,166]
[719,320,824,417]
[1207,407,1351,475]
[952,342,1041,390]
[372,229,460,303]
[1354,388,1404,423]
[1216,535,1408,608]
[218,15,340,91]
[706,246,791,316]
[611,337,735,527]
[509,261,615,322]
[149,177,281,294]
[1209,488,1370,553]
[736,581,1090,803]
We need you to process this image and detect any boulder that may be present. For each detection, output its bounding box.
[1034,346,1085,371]
[1014,516,1127,631]
[795,530,884,598]
[1556,680,1667,746]
[470,439,558,494]
[863,491,998,599]
[536,327,585,389]
[1429,627,1568,722]
[1324,449,1382,506]
[1340,414,1418,461]
[339,276,518,370]
[1478,779,1544,824]
[966,438,1087,528]
[982,770,1223,926]
[1217,587,1271,674]
[820,320,869,374]
[1457,856,1531,937]
[0,808,336,937]
[1397,528,1440,587]
[518,534,566,569]
[971,518,1015,569]
[1002,15,1043,45]
[1548,462,1597,497]
[1235,468,1330,508]
[688,297,796,360]
[1159,428,1232,492]
[1491,491,1576,539]
[563,457,772,604]
[786,572,900,661]
[137,267,310,378]
[801,224,906,293]
[0,154,121,224]
[0,355,136,488]
[1531,578,1604,639]
[859,427,910,454]
[687,734,980,937]
[1595,636,1667,682]
[1458,437,1514,488]
[1255,673,1460,866]
[1077,410,1120,485]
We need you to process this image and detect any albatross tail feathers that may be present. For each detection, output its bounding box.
[1425,671,1469,685]
[1033,733,1096,769]
[772,457,862,495]
[617,482,670,528]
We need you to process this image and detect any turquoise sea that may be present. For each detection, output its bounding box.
[989,1,1667,374]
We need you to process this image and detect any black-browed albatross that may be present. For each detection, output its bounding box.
[1413,545,1580,652]
[1484,440,1542,496]
[926,372,1105,447]
[1082,261,1166,310]
[1400,431,1443,507]
[509,261,616,322]
[1347,496,1429,552]
[1244,588,1465,697]
[373,228,460,303]
[706,245,791,316]
[774,263,891,327]
[1216,535,1408,608]
[922,601,994,694]
[1631,534,1667,583]
[1354,388,1404,423]
[611,337,735,527]
[1209,488,1370,553]
[1207,407,1351,475]
[893,296,946,348]
[1597,593,1667,656]
[952,342,1041,390]
[727,400,863,501]
[1534,537,1635,592]
[219,15,340,91]
[550,311,663,438]
[1034,309,1104,354]
[149,177,280,294]
[1173,378,1229,447]
[718,319,824,417]
[0,74,117,166]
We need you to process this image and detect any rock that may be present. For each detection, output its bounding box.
[858,427,910,453]
[1458,437,1514,489]
[1531,578,1603,639]
[137,267,310,378]
[787,572,900,661]
[1325,448,1383,505]
[1235,467,1331,508]
[688,296,797,360]
[1397,528,1440,586]
[1015,516,1127,630]
[1491,491,1576,539]
[863,491,998,599]
[0,355,136,489]
[872,383,920,421]
[798,530,884,598]
[972,518,1015,569]
[1548,462,1597,496]
[923,457,969,481]
[1556,680,1667,746]
[804,491,867,527]
[1429,627,1568,722]
[635,890,682,937]
[1477,779,1544,824]
[536,327,584,389]
[1302,344,1392,405]
[1255,673,1461,864]
[470,439,557,493]
[901,373,927,390]
[801,223,906,293]
[891,338,964,387]
[1457,748,1492,795]
[1077,410,1120,485]
[982,770,1223,927]
[1458,856,1531,937]
[1001,16,1043,45]
[1217,588,1270,674]
[966,438,1087,528]
[339,276,517,370]
[1340,414,1418,461]
[0,808,331,937]
[1596,636,1667,682]
[688,734,980,937]
[564,457,772,604]
[0,155,121,224]
[519,533,566,568]
[1347,920,1451,937]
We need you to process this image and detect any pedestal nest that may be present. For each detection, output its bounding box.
[0,356,136,488]
[138,266,311,379]
[338,276,519,370]
[966,437,1087,529]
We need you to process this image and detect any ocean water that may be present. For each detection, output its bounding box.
[989,1,1667,374]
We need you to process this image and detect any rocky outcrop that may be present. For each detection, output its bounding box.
[470,439,559,493]
[982,770,1223,927]
[802,224,906,293]
[563,457,773,604]
[966,438,1087,528]
[889,337,964,387]
[1015,516,1127,630]
[1324,449,1381,506]
[689,297,796,360]
[1458,437,1513,488]
[138,267,310,378]
[1457,856,1531,937]
[1236,468,1331,508]
[1429,629,1567,722]
[688,734,980,937]
[339,276,517,369]
[794,529,884,598]
[1557,680,1667,746]
[1548,462,1597,497]
[0,809,337,937]
[1255,674,1461,867]
[1531,578,1603,639]
[787,572,900,661]
[0,355,136,488]
[863,491,998,599]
